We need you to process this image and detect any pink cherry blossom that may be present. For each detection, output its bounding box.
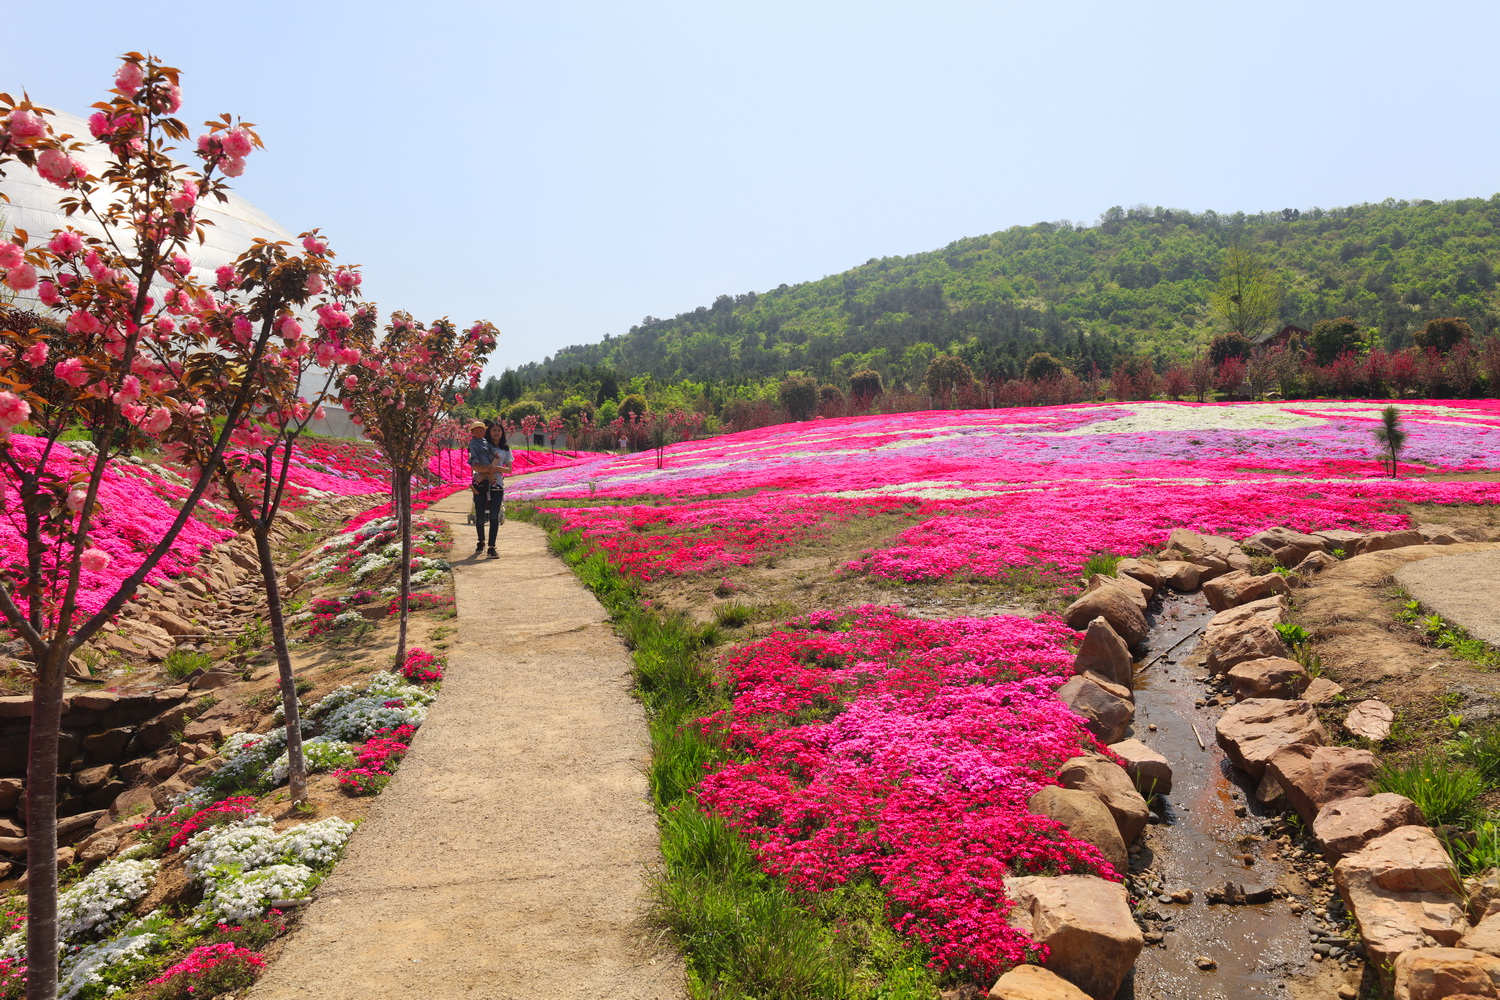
[79,549,111,573]
[114,59,145,96]
[4,109,47,144]
[48,231,84,256]
[2,262,36,291]
[21,342,47,367]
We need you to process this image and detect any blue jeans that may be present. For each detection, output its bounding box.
[474,484,503,546]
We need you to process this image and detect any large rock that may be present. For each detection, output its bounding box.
[1215,699,1327,778]
[1314,793,1425,859]
[1204,620,1291,674]
[1083,573,1151,611]
[1227,657,1309,700]
[1303,676,1345,706]
[1114,559,1160,593]
[1460,913,1500,960]
[1336,826,1469,970]
[1073,618,1133,690]
[1056,676,1133,745]
[1345,700,1395,742]
[1161,528,1240,564]
[146,609,197,637]
[1312,528,1364,549]
[1264,743,1378,827]
[1391,947,1500,1000]
[1155,560,1201,592]
[1354,529,1425,556]
[1244,526,1328,558]
[989,965,1091,1000]
[1064,585,1148,647]
[1027,786,1127,875]
[1057,754,1150,845]
[1203,570,1290,612]
[1108,738,1173,797]
[1005,875,1143,1000]
[1292,550,1340,578]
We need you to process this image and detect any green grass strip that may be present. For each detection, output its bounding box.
[518,505,942,1000]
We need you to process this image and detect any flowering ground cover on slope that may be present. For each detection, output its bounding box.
[520,399,1500,993]
[696,607,1112,978]
[521,400,1500,586]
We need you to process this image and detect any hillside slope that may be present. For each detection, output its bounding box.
[518,196,1500,388]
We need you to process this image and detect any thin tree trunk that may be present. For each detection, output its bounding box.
[395,474,412,668]
[255,526,307,804]
[24,651,64,1000]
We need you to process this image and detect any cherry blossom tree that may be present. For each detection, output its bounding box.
[339,313,496,665]
[161,241,371,805]
[0,54,345,999]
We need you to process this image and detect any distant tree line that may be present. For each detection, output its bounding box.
[501,195,1500,400]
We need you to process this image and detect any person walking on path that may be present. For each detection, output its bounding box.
[468,420,512,557]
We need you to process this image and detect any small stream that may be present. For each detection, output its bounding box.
[1122,593,1321,1000]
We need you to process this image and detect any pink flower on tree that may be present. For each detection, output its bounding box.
[48,231,83,256]
[79,549,110,574]
[2,262,36,292]
[4,108,47,144]
[20,342,47,367]
[36,148,86,188]
[114,59,145,96]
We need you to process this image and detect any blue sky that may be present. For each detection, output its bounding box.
[7,1,1499,376]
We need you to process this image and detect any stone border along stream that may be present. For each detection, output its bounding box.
[995,523,1500,1000]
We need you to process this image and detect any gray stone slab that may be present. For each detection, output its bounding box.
[1395,549,1500,648]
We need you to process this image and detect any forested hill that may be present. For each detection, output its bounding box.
[515,196,1500,388]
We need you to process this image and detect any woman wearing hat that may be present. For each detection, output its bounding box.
[467,420,513,557]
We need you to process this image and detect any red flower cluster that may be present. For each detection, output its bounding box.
[145,942,264,993]
[397,647,443,684]
[137,796,259,853]
[696,607,1111,978]
[333,726,412,796]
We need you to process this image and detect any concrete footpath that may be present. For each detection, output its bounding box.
[249,492,684,1000]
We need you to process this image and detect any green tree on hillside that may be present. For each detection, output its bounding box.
[1208,332,1253,366]
[1310,316,1363,365]
[1414,316,1474,353]
[1210,243,1282,341]
[778,375,819,420]
[924,355,976,399]
[619,393,649,419]
[1024,352,1066,382]
[850,368,884,403]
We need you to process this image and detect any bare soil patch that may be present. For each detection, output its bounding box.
[1293,540,1500,741]
[646,509,1054,636]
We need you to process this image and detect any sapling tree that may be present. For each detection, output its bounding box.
[162,239,372,805]
[340,313,496,666]
[1374,405,1407,477]
[0,55,345,999]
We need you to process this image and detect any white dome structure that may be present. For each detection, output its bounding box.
[1,109,297,284]
[2,108,361,437]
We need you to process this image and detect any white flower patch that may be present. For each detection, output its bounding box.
[278,817,356,869]
[183,818,280,879]
[332,610,366,629]
[197,863,317,924]
[308,671,434,742]
[260,737,354,787]
[57,921,164,1000]
[1045,401,1328,436]
[56,857,161,942]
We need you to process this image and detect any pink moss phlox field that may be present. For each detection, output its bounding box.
[696,606,1111,978]
[520,400,1500,583]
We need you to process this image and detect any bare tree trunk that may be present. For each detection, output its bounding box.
[254,526,307,804]
[24,651,64,1000]
[395,474,412,668]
